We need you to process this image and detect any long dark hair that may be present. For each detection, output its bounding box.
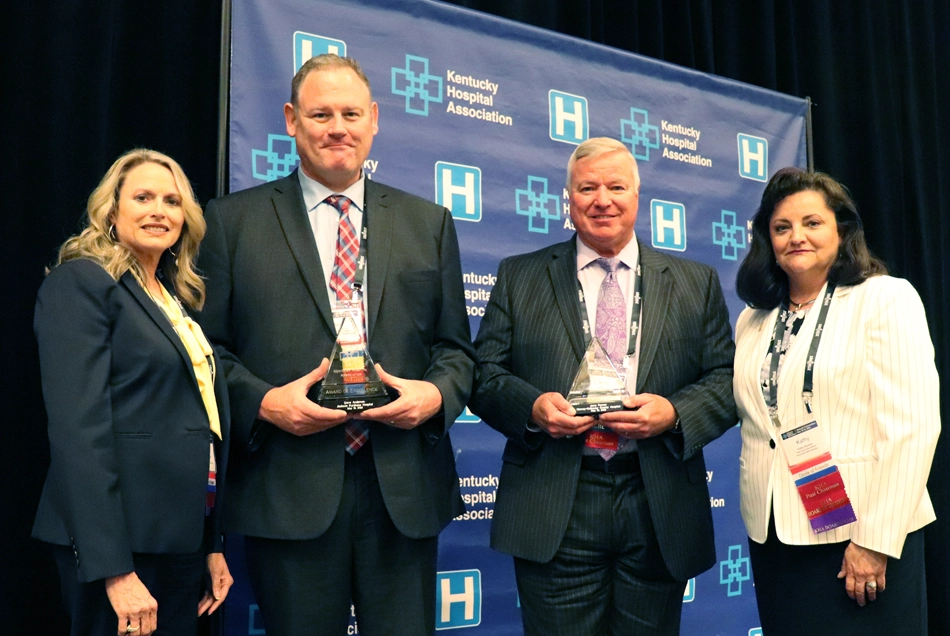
[736,167,887,309]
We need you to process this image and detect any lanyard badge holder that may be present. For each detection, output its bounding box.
[316,215,391,413]
[767,284,857,534]
[568,263,641,424]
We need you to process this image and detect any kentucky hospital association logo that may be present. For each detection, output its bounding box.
[621,107,661,161]
[251,134,299,182]
[293,32,346,71]
[436,569,482,629]
[392,54,444,116]
[515,175,561,234]
[712,210,747,261]
[719,544,752,597]
[549,90,589,144]
[737,133,768,182]
[435,161,482,222]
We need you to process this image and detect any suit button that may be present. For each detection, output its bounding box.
[769,439,776,449]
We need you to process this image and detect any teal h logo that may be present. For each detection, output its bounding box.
[435,162,481,222]
[650,199,686,251]
[436,570,482,629]
[549,90,588,144]
[738,134,768,181]
[293,32,346,71]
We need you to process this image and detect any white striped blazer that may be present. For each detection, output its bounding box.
[734,275,939,558]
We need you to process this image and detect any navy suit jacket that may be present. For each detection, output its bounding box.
[470,238,736,580]
[197,172,473,540]
[32,259,231,583]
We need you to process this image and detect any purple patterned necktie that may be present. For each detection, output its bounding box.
[588,257,627,460]
[326,195,369,454]
[594,258,627,367]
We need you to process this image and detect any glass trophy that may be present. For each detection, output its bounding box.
[316,310,391,413]
[567,337,629,418]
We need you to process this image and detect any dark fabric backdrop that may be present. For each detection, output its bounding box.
[3,0,946,633]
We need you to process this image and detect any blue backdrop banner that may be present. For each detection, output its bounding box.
[227,1,807,634]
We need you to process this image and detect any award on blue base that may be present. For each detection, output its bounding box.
[567,337,629,418]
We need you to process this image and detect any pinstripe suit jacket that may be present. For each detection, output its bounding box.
[470,237,736,580]
[735,276,940,558]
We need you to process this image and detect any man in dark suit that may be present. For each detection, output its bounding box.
[198,54,475,636]
[470,137,736,635]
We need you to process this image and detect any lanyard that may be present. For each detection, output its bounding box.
[577,259,642,358]
[351,203,369,294]
[766,283,836,427]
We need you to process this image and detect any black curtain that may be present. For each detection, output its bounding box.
[3,0,947,632]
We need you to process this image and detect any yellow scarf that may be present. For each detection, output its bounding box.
[148,281,222,439]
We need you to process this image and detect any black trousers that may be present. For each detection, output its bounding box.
[748,514,928,636]
[244,441,438,636]
[53,545,204,636]
[514,457,684,636]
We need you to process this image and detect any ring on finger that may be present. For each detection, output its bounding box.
[866,581,877,590]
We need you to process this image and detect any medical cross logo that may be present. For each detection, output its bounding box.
[719,545,752,597]
[251,134,299,182]
[650,199,687,251]
[548,90,588,144]
[712,210,747,261]
[621,107,660,161]
[515,176,561,234]
[436,569,482,629]
[455,407,481,424]
[682,578,696,603]
[392,55,444,116]
[737,133,768,182]
[293,32,346,71]
[435,162,481,222]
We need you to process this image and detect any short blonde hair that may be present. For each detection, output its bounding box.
[56,148,207,310]
[566,137,640,190]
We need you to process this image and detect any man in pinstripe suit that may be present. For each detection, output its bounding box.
[471,137,737,635]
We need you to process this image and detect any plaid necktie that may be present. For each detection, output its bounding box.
[326,195,369,454]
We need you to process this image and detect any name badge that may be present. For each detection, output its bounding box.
[585,429,620,450]
[780,420,857,534]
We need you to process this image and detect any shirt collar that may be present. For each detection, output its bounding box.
[575,235,639,272]
[298,169,366,213]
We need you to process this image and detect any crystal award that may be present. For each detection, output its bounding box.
[567,337,629,417]
[316,312,391,412]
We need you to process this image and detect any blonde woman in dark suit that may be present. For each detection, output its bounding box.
[33,149,232,635]
[734,167,939,635]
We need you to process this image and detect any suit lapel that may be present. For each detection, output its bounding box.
[364,180,392,336]
[548,239,586,361]
[120,273,198,390]
[635,241,670,392]
[271,172,335,334]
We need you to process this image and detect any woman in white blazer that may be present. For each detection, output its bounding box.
[733,168,939,635]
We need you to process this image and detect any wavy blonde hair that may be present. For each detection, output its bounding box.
[56,148,207,310]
